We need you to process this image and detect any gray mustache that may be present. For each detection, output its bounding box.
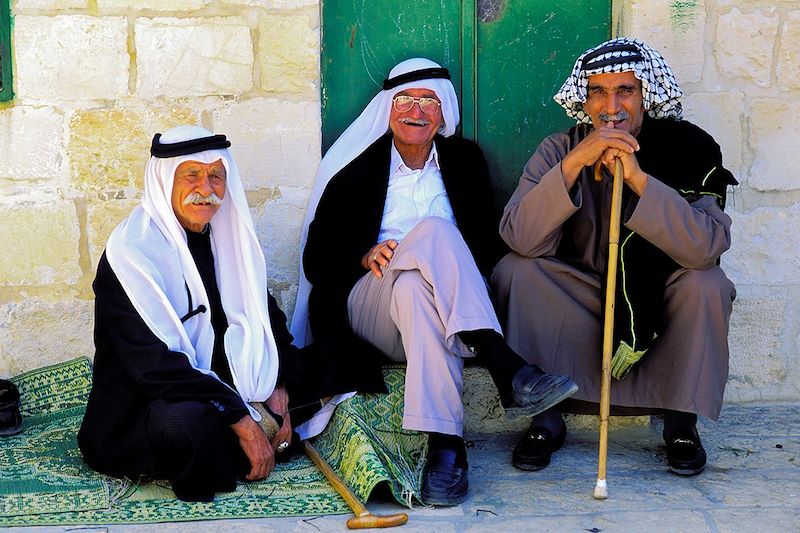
[183,192,223,206]
[399,117,431,126]
[598,110,630,123]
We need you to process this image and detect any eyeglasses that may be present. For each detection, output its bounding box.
[392,95,442,115]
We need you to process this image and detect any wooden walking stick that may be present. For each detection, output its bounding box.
[593,158,624,500]
[303,440,409,529]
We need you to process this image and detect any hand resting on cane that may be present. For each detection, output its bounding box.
[562,121,649,196]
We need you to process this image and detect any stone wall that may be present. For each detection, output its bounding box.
[0,0,320,375]
[2,1,798,406]
[615,0,800,404]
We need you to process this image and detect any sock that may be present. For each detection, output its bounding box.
[663,410,698,441]
[427,432,468,468]
[531,407,565,436]
[458,329,538,405]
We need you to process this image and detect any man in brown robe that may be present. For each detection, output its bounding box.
[491,38,737,476]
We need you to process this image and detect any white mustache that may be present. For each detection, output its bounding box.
[399,117,431,126]
[183,192,223,206]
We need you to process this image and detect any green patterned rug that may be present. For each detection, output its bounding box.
[0,358,424,526]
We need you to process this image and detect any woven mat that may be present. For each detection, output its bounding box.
[0,358,424,526]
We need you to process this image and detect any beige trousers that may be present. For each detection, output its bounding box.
[347,217,501,436]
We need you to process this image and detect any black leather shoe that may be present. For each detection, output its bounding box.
[507,365,578,418]
[0,379,22,437]
[664,426,706,476]
[420,449,468,506]
[512,423,566,471]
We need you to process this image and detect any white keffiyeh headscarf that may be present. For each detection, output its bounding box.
[554,37,684,124]
[290,57,460,346]
[106,125,279,419]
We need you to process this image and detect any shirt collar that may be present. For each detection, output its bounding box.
[390,140,440,175]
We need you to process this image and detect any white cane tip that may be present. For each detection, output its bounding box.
[593,479,608,500]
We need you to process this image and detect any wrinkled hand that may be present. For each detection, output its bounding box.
[562,123,648,195]
[265,386,292,453]
[231,414,275,481]
[361,240,398,278]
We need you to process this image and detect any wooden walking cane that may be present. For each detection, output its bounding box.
[593,158,624,500]
[303,440,409,529]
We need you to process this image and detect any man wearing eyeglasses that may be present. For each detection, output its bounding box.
[293,58,578,506]
[492,39,737,476]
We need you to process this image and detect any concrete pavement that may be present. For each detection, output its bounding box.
[7,402,799,533]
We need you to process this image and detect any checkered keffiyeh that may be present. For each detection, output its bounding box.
[554,38,684,124]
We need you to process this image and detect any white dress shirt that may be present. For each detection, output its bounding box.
[378,141,456,243]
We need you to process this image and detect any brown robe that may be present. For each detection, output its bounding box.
[491,119,736,420]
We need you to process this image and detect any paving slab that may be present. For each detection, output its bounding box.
[4,403,799,533]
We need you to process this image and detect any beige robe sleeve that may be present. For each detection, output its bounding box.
[501,131,732,268]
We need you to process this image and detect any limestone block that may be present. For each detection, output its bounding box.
[748,99,800,191]
[0,202,81,286]
[723,204,800,285]
[625,0,706,83]
[727,296,787,387]
[14,16,129,101]
[223,0,316,6]
[716,0,800,7]
[98,0,211,10]
[460,367,650,434]
[682,92,743,173]
[86,200,139,268]
[715,8,779,88]
[0,107,64,181]
[0,299,94,377]
[68,106,199,190]
[14,0,85,8]
[462,367,525,434]
[251,185,306,286]
[776,11,800,91]
[211,98,321,189]
[564,413,651,431]
[136,18,253,98]
[258,12,319,96]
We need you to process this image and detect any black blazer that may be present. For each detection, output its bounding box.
[304,133,506,375]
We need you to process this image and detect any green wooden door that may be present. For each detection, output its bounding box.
[321,1,610,207]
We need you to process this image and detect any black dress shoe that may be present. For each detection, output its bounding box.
[420,449,468,506]
[512,423,566,471]
[665,426,706,476]
[507,365,578,418]
[0,379,22,437]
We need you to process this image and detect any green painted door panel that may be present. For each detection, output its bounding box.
[321,1,464,153]
[0,0,13,102]
[476,2,610,205]
[321,1,610,207]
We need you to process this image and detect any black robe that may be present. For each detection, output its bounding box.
[79,229,352,480]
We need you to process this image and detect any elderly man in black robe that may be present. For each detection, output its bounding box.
[492,38,737,475]
[293,58,578,506]
[78,125,353,502]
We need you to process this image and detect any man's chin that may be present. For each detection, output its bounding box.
[395,129,436,146]
[613,120,631,132]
